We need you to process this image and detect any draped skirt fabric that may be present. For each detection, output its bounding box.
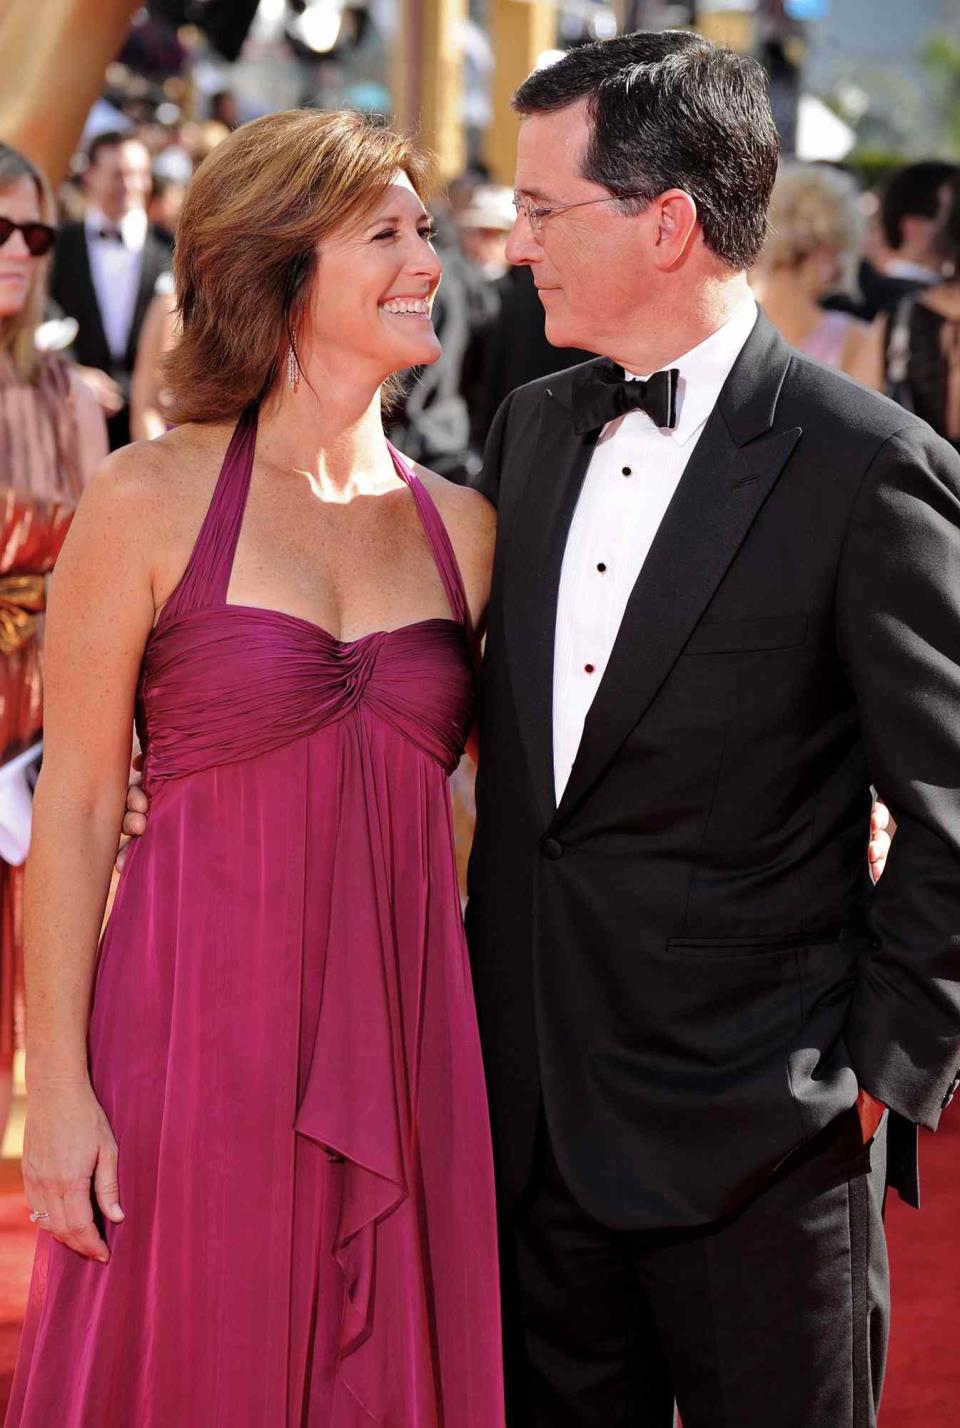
[6,708,504,1426]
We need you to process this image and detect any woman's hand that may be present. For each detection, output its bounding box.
[73,366,124,417]
[22,1080,124,1262]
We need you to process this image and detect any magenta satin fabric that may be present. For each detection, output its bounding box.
[6,410,505,1427]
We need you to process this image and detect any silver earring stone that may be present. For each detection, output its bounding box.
[287,344,300,392]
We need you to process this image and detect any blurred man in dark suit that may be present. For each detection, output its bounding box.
[51,131,171,449]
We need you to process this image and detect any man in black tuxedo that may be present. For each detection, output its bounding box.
[51,131,171,449]
[467,31,960,1428]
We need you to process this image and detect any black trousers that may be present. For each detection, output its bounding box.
[501,1109,889,1428]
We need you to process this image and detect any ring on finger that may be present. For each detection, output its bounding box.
[29,1208,50,1226]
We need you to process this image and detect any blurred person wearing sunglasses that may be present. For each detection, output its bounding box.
[0,143,106,1144]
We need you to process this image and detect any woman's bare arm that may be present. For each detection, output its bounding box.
[846,316,886,392]
[130,291,178,443]
[23,443,161,1261]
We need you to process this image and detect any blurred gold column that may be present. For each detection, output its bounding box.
[0,0,141,180]
[392,0,467,182]
[486,0,557,185]
[694,5,756,52]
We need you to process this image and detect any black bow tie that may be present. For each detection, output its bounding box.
[96,226,124,244]
[572,362,679,435]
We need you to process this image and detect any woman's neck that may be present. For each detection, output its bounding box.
[257,370,397,498]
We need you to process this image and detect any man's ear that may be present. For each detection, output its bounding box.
[651,188,699,270]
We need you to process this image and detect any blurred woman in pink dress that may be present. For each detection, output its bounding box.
[751,163,875,379]
[7,110,503,1427]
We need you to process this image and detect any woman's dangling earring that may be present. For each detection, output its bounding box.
[287,341,300,393]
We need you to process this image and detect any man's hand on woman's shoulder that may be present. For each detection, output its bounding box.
[115,753,148,873]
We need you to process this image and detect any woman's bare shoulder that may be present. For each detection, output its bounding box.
[89,422,232,506]
[408,461,496,631]
[411,461,496,550]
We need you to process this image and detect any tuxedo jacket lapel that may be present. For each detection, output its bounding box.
[501,361,607,826]
[66,228,112,370]
[554,315,801,826]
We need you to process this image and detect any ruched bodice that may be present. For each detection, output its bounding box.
[138,408,476,788]
[6,409,504,1428]
[140,611,473,785]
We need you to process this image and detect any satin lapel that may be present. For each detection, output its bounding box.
[554,316,801,826]
[501,380,600,827]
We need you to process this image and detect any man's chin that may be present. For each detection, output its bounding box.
[543,313,584,351]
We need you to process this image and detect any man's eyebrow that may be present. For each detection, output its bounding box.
[515,187,551,201]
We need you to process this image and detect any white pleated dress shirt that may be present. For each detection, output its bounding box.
[84,205,148,362]
[552,296,759,803]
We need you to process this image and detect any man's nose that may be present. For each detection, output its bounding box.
[505,216,539,267]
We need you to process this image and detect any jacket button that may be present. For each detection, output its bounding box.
[542,838,563,860]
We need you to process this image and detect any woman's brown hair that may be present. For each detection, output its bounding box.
[165,108,433,424]
[0,143,57,385]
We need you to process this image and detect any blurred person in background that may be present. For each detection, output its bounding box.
[458,184,515,281]
[751,163,874,378]
[129,275,177,441]
[178,118,231,172]
[50,131,171,450]
[455,185,517,464]
[210,89,241,131]
[858,161,957,320]
[146,174,186,246]
[858,175,960,454]
[0,144,106,1146]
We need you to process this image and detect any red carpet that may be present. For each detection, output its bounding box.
[0,1124,955,1422]
[884,1115,960,1425]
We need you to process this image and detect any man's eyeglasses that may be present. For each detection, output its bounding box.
[512,192,646,238]
[0,219,57,257]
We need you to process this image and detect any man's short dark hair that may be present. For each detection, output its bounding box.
[86,130,142,168]
[880,161,958,251]
[512,30,780,271]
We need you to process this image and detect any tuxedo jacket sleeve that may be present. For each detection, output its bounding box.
[473,388,514,510]
[838,422,960,1127]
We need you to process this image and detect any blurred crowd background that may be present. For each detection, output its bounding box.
[0,0,959,1116]
[1,0,959,488]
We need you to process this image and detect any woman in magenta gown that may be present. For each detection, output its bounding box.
[6,110,503,1426]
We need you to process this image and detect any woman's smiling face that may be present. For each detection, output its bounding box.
[302,172,442,382]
